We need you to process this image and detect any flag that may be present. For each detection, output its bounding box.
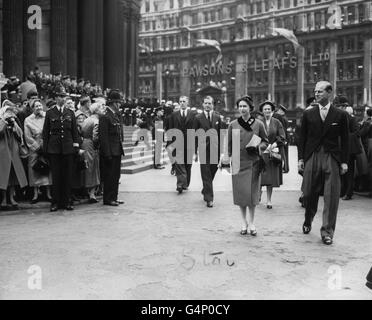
[272,28,301,50]
[197,39,222,64]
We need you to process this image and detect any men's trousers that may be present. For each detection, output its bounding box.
[103,156,122,203]
[200,164,219,202]
[174,163,192,189]
[302,147,341,239]
[49,154,73,208]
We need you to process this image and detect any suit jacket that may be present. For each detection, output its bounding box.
[42,106,79,155]
[99,107,124,158]
[194,111,222,164]
[168,110,197,162]
[298,104,349,164]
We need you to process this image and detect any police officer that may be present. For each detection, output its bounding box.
[99,90,125,206]
[42,85,80,212]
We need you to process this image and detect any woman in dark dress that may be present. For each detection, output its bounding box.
[228,96,268,236]
[259,101,286,210]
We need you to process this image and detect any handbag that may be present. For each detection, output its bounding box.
[270,151,282,166]
[32,156,50,175]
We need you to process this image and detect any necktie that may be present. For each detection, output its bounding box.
[321,107,327,122]
[182,111,186,119]
[207,111,211,124]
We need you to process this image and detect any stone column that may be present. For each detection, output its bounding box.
[235,53,247,102]
[51,0,67,74]
[3,0,24,79]
[23,0,38,76]
[180,59,191,98]
[156,61,163,100]
[329,40,338,94]
[296,46,305,108]
[363,37,372,105]
[67,0,78,77]
[80,0,104,85]
[268,48,275,101]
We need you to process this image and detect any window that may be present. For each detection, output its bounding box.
[257,2,262,14]
[169,0,174,9]
[192,13,198,25]
[358,4,365,23]
[145,0,150,12]
[348,6,356,24]
[230,6,236,19]
[314,12,321,30]
[204,12,209,23]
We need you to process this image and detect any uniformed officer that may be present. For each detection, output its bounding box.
[42,85,80,211]
[99,90,125,206]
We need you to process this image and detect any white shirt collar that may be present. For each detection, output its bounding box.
[321,102,331,111]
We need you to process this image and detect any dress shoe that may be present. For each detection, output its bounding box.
[176,187,183,194]
[88,198,99,204]
[104,201,119,207]
[302,223,312,234]
[206,201,214,208]
[116,200,125,205]
[154,165,165,170]
[66,204,74,211]
[342,195,352,200]
[31,198,39,204]
[50,204,58,212]
[267,205,273,209]
[240,229,248,235]
[322,236,333,245]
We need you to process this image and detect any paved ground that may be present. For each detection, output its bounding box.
[1,147,371,300]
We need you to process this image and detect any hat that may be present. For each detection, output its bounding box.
[259,101,276,112]
[54,85,67,97]
[78,78,85,83]
[107,90,123,103]
[10,76,17,81]
[71,76,77,81]
[46,99,57,109]
[27,90,39,99]
[278,104,288,112]
[63,75,70,80]
[54,72,62,77]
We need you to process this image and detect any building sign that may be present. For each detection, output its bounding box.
[183,62,234,78]
[242,52,330,72]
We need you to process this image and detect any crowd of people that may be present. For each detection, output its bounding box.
[0,71,371,244]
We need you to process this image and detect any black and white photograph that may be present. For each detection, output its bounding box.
[0,0,372,303]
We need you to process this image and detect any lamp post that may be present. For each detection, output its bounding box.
[163,69,170,101]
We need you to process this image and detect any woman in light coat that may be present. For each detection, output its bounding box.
[0,101,28,209]
[24,99,52,203]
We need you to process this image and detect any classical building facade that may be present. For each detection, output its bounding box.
[0,0,140,96]
[138,0,372,113]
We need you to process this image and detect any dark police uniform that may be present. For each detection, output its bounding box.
[42,104,79,210]
[99,103,125,206]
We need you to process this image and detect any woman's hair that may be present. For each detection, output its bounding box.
[236,96,254,111]
[30,99,42,109]
[259,101,276,112]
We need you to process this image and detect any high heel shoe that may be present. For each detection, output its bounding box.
[249,226,257,236]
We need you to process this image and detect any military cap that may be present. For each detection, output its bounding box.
[80,96,91,104]
[75,110,86,119]
[10,76,17,81]
[54,85,68,97]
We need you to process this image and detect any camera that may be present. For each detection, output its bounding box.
[6,117,15,127]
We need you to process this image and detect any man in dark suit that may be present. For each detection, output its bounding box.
[42,86,80,211]
[168,96,197,193]
[99,90,125,207]
[194,96,222,208]
[298,81,350,245]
